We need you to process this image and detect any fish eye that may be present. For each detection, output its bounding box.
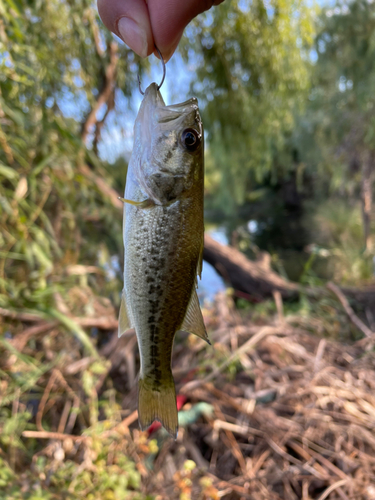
[181,128,200,152]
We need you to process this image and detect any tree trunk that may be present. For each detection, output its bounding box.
[203,234,299,300]
[81,41,118,145]
[361,153,374,252]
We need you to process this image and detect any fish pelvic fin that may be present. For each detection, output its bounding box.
[138,377,178,439]
[180,290,211,345]
[197,233,204,280]
[118,291,135,338]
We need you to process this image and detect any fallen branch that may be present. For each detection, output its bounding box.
[0,307,44,322]
[203,234,299,300]
[22,430,87,442]
[73,316,118,330]
[317,479,349,500]
[0,307,118,330]
[101,410,138,437]
[327,282,374,338]
[10,322,58,351]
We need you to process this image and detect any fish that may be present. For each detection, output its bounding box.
[119,82,209,438]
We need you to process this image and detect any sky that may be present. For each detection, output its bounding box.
[98,44,196,163]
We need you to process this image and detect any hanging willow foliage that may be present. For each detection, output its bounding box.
[0,0,149,314]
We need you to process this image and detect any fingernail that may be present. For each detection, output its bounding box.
[118,17,148,58]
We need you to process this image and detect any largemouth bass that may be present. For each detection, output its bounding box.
[119,83,209,438]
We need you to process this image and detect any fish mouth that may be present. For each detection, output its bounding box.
[138,83,166,124]
[142,84,198,113]
[141,84,201,128]
[142,83,165,107]
[136,84,202,159]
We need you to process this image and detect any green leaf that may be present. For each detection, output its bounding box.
[0,164,19,181]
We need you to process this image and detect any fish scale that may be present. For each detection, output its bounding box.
[126,197,202,374]
[119,83,209,438]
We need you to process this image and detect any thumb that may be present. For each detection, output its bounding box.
[98,0,154,58]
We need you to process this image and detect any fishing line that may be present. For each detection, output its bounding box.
[138,46,166,95]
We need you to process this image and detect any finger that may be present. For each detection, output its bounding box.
[148,0,226,61]
[97,0,154,58]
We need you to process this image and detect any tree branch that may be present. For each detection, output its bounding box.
[93,90,115,155]
[327,282,374,338]
[89,11,105,58]
[81,41,118,144]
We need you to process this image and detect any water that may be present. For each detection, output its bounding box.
[198,228,226,303]
[198,260,226,303]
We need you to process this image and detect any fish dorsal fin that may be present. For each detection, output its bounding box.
[118,291,134,338]
[180,290,210,345]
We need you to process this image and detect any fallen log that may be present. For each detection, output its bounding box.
[203,234,299,300]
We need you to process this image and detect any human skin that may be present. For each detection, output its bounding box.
[97,0,225,61]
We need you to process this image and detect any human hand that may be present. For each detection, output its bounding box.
[97,0,225,62]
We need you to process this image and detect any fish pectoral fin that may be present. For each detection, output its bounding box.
[180,290,211,345]
[118,197,153,208]
[138,377,178,439]
[118,291,134,338]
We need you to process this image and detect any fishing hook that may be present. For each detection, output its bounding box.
[138,46,166,96]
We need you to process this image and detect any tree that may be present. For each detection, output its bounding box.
[182,0,315,210]
[309,0,375,251]
[0,0,149,311]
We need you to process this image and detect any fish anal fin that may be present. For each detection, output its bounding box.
[118,291,134,338]
[138,377,178,438]
[180,290,210,345]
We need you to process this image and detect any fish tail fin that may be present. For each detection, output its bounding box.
[138,376,178,439]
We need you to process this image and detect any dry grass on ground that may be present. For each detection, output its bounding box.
[1,291,375,499]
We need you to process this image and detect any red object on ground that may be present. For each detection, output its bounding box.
[147,395,187,435]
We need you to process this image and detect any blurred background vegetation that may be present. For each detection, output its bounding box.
[1,0,375,498]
